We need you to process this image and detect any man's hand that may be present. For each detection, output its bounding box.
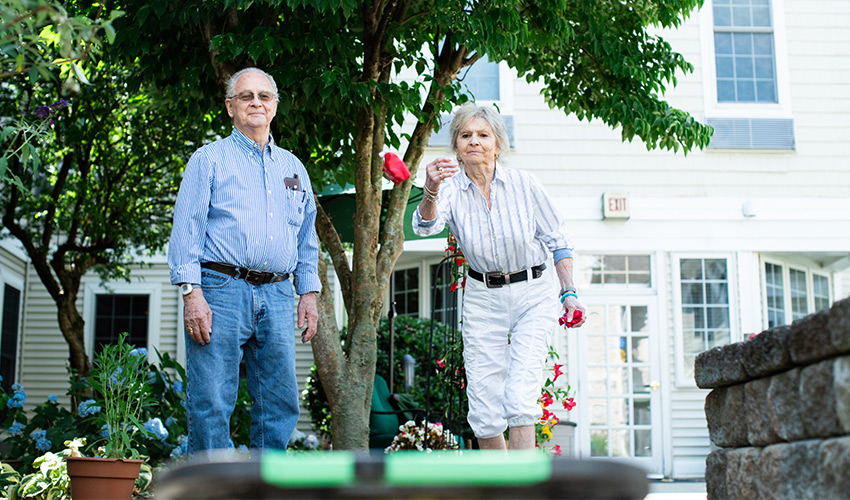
[183,289,212,345]
[298,292,319,343]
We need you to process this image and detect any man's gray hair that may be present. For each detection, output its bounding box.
[449,103,510,160]
[225,68,278,98]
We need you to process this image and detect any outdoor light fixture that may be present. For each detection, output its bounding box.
[402,354,416,393]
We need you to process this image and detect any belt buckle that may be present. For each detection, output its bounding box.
[484,271,504,289]
[244,270,264,285]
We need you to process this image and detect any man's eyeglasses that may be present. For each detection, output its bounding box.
[227,91,277,103]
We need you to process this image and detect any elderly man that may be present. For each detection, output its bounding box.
[168,67,321,453]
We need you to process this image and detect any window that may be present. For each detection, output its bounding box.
[391,268,419,318]
[763,261,832,328]
[94,294,149,353]
[460,55,500,101]
[578,255,652,288]
[701,0,794,150]
[713,0,777,103]
[678,258,732,381]
[430,263,459,327]
[0,285,21,393]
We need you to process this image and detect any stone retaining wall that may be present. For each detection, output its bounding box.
[695,297,850,500]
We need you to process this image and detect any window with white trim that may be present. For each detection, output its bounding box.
[94,294,149,353]
[460,55,500,101]
[713,0,777,103]
[763,260,832,329]
[430,263,460,327]
[676,257,733,381]
[391,267,420,318]
[578,255,652,288]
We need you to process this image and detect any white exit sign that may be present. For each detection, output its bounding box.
[602,192,630,219]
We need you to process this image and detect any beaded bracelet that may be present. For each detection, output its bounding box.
[560,292,578,304]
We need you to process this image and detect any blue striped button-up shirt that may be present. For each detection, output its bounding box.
[168,128,321,295]
[412,165,573,274]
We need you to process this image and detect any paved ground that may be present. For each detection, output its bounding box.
[645,480,707,500]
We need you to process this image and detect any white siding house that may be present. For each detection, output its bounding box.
[1,0,847,479]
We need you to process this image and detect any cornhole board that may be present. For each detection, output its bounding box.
[153,450,649,499]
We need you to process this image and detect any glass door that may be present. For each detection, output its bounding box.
[576,299,662,475]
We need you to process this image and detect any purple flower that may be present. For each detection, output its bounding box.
[34,106,51,118]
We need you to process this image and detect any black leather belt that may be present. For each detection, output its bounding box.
[468,263,546,289]
[201,262,289,285]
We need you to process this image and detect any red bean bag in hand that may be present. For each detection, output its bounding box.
[382,152,410,185]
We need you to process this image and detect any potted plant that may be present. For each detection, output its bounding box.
[66,333,154,500]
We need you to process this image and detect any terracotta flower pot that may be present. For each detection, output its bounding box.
[66,456,142,500]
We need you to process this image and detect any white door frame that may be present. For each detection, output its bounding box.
[571,293,665,476]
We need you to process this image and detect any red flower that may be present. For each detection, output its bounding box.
[436,358,446,368]
[541,408,552,421]
[461,276,467,289]
[455,257,465,266]
[550,414,560,425]
[450,282,458,292]
[563,397,576,411]
[540,392,554,407]
[552,363,564,382]
[552,445,562,456]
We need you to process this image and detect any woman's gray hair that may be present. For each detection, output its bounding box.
[225,68,278,99]
[449,102,510,160]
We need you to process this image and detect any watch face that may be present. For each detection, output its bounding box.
[181,284,193,295]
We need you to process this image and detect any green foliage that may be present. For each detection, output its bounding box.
[85,333,155,459]
[304,315,472,442]
[0,0,122,185]
[1,442,75,500]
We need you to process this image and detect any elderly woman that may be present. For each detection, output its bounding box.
[412,102,586,450]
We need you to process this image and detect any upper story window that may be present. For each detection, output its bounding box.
[713,0,777,103]
[701,0,794,150]
[763,259,832,329]
[460,55,500,101]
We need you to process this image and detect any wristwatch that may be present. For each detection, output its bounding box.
[179,283,196,296]
[559,286,577,297]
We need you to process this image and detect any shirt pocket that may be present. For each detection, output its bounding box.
[286,190,308,226]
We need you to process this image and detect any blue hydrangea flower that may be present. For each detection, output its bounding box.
[165,416,177,427]
[47,394,58,403]
[0,375,3,382]
[172,380,184,396]
[6,391,25,409]
[147,371,158,383]
[129,347,148,358]
[11,383,22,392]
[101,424,111,438]
[237,444,249,454]
[170,434,189,458]
[8,422,23,437]
[144,417,169,442]
[31,429,46,440]
[108,367,124,386]
[35,437,52,451]
[78,399,102,417]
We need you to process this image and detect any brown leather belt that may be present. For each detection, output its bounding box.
[468,263,546,288]
[201,262,289,285]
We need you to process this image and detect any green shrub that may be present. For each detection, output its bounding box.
[303,315,472,443]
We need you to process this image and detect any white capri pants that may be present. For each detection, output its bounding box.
[461,267,559,439]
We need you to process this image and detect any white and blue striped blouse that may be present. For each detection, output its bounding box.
[412,165,573,274]
[168,128,321,295]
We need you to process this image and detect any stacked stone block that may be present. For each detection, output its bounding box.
[695,297,850,500]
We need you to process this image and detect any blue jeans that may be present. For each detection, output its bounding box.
[185,268,299,454]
